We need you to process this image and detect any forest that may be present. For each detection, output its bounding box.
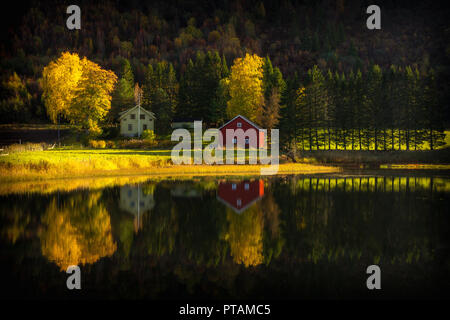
[0,0,448,151]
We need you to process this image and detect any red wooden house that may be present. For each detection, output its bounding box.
[219,115,265,148]
[217,179,264,213]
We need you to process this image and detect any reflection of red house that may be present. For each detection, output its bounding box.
[219,115,265,148]
[217,180,264,213]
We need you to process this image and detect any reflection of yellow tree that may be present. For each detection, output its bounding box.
[226,208,264,267]
[1,205,30,244]
[41,192,116,270]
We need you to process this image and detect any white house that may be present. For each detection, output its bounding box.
[119,105,156,137]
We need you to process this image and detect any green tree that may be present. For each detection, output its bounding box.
[303,65,328,149]
[143,60,178,133]
[177,51,227,124]
[0,72,32,123]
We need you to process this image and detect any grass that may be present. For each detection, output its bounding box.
[292,130,450,151]
[294,148,450,165]
[379,164,450,170]
[0,148,339,181]
[0,123,74,130]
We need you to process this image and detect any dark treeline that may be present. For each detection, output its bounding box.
[280,64,446,151]
[0,0,448,148]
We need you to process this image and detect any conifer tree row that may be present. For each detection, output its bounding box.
[280,65,446,151]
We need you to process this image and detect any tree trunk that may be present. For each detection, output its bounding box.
[374,128,378,151]
[309,127,312,151]
[351,129,355,150]
[343,129,347,150]
[391,128,395,150]
[358,128,362,150]
[430,129,434,150]
[328,126,331,150]
[406,129,410,150]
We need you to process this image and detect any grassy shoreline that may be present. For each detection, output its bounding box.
[0,164,340,182]
[0,148,340,181]
[2,147,450,182]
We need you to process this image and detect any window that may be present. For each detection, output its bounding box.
[143,124,147,130]
[244,183,249,190]
[140,114,145,120]
[237,199,242,207]
[150,119,153,122]
[237,122,242,128]
[232,183,237,190]
[245,137,249,144]
[128,124,132,131]
[233,137,237,143]
[130,114,136,119]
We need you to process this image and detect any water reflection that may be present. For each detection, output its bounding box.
[119,184,155,232]
[217,179,264,213]
[0,174,448,298]
[40,191,117,271]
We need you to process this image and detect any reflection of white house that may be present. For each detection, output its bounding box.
[119,105,156,137]
[119,185,155,232]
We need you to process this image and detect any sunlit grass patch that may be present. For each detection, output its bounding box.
[0,148,339,181]
[380,164,450,170]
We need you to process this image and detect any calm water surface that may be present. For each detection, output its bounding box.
[0,171,449,299]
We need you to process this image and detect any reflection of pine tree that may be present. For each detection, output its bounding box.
[260,193,285,265]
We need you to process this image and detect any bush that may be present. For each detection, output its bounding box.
[116,139,155,149]
[88,140,106,149]
[142,129,156,142]
[106,140,115,148]
[3,142,47,153]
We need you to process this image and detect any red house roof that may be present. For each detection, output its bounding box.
[217,179,264,213]
[218,115,265,148]
[219,114,262,130]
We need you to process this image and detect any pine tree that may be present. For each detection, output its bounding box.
[142,61,178,132]
[110,58,135,121]
[279,73,303,153]
[303,65,328,150]
[365,65,383,150]
[177,51,226,124]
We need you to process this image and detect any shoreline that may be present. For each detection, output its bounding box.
[0,163,341,182]
[1,148,449,183]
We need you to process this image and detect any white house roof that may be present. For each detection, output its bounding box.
[118,105,156,120]
[219,114,262,130]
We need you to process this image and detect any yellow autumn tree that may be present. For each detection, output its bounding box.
[226,53,264,122]
[42,52,82,123]
[42,52,117,134]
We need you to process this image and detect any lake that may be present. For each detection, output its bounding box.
[0,171,449,299]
